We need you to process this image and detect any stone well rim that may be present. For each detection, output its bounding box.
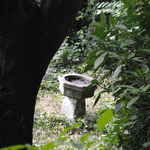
[58,73,94,88]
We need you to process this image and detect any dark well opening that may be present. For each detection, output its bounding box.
[65,75,90,85]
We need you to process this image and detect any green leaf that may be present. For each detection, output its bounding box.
[136,69,142,76]
[109,13,114,27]
[118,85,135,89]
[100,11,107,26]
[123,53,135,59]
[83,60,94,72]
[94,53,107,69]
[122,121,135,127]
[90,22,102,28]
[92,79,99,85]
[86,141,95,149]
[96,50,104,56]
[141,64,149,73]
[94,93,101,106]
[80,133,92,143]
[115,25,127,30]
[25,144,38,150]
[130,115,137,120]
[143,142,150,148]
[127,71,139,77]
[108,52,120,59]
[58,122,81,139]
[141,84,150,93]
[42,142,56,150]
[128,88,140,94]
[112,65,122,80]
[121,39,136,48]
[138,48,150,53]
[99,71,109,83]
[127,96,139,108]
[97,108,113,131]
[121,0,131,7]
[133,57,144,63]
[127,53,135,59]
[88,34,101,42]
[0,145,25,150]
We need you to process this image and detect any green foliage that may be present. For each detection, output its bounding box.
[33,112,71,138]
[0,144,39,150]
[85,0,150,149]
[0,145,25,150]
[43,0,98,92]
[50,0,98,70]
[36,1,150,149]
[51,34,89,69]
[97,108,113,131]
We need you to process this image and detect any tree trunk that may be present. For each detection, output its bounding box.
[0,0,83,147]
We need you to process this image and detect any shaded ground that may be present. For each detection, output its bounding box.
[33,86,112,147]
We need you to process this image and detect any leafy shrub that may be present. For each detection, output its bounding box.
[85,0,150,149]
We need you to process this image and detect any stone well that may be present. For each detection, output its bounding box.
[58,73,96,120]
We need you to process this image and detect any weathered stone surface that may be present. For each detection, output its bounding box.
[58,73,96,120]
[61,97,85,120]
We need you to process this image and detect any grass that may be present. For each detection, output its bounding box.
[33,66,113,149]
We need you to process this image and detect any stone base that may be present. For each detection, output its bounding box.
[61,96,86,120]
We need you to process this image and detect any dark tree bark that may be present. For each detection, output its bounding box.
[0,0,83,147]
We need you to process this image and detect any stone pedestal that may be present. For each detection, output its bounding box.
[61,97,85,120]
[58,73,96,120]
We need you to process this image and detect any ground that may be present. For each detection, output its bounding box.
[33,68,113,148]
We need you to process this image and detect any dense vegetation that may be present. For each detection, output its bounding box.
[86,0,150,149]
[1,0,150,149]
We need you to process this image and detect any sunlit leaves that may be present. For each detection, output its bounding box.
[42,143,56,150]
[80,133,92,143]
[115,25,127,30]
[141,64,149,73]
[97,108,113,131]
[85,0,150,149]
[94,53,107,69]
[112,65,122,81]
